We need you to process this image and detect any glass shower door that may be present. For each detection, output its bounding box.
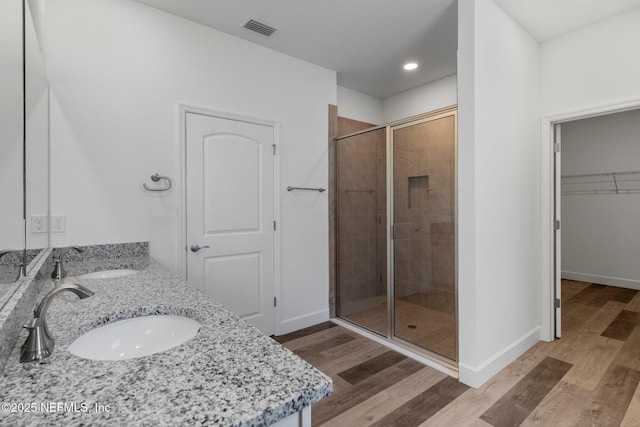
[391,113,457,360]
[336,128,388,336]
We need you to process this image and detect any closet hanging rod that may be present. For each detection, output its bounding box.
[561,170,640,195]
[287,186,326,193]
[561,171,640,179]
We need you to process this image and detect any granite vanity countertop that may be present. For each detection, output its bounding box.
[0,258,332,426]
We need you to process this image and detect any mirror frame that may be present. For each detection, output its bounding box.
[21,0,27,277]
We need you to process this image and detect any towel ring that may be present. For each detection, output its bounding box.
[143,173,172,192]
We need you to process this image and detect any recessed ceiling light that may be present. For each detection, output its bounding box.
[403,62,418,71]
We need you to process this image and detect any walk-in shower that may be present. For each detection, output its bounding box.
[335,107,457,365]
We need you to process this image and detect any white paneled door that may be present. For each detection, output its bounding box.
[186,112,276,335]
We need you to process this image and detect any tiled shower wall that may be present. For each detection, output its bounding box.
[393,116,456,314]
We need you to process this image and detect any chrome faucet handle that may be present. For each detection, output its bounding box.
[20,283,94,363]
[51,257,63,280]
[21,317,54,362]
[51,246,84,280]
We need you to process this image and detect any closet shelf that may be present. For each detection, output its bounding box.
[561,171,640,195]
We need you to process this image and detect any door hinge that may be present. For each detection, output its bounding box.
[272,144,276,155]
[274,297,277,307]
[391,225,395,240]
[555,298,561,308]
[273,220,276,231]
[554,220,560,230]
[554,124,561,152]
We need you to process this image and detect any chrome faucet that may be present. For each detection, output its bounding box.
[20,283,94,363]
[0,249,25,282]
[51,245,84,280]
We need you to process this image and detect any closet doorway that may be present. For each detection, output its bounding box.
[552,107,640,338]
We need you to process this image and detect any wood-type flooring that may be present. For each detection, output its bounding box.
[274,280,640,426]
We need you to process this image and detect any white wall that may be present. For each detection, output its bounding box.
[0,0,24,250]
[382,74,457,123]
[47,0,336,334]
[337,75,458,126]
[541,8,640,115]
[561,109,640,288]
[458,0,541,388]
[336,85,383,125]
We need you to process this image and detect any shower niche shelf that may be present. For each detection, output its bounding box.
[408,175,429,208]
[561,170,640,195]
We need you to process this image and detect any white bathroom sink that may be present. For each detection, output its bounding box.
[68,315,201,361]
[77,269,138,279]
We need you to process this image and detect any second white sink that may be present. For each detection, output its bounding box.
[77,269,138,279]
[68,315,201,361]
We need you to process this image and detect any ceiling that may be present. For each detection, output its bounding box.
[493,0,640,42]
[133,0,458,99]
[133,0,640,99]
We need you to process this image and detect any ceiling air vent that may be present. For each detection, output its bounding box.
[243,18,277,37]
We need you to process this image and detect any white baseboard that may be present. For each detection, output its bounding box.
[459,326,540,388]
[562,271,640,290]
[278,309,330,335]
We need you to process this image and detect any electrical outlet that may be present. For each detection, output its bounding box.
[30,215,48,233]
[51,215,66,233]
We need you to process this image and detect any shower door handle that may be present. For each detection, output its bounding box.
[190,244,210,253]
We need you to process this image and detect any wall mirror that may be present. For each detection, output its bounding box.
[24,0,50,257]
[0,0,49,307]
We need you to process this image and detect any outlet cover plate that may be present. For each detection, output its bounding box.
[30,215,48,233]
[51,215,66,233]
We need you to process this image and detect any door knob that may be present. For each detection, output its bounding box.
[190,244,210,252]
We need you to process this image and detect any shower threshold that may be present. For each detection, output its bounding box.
[331,317,458,378]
